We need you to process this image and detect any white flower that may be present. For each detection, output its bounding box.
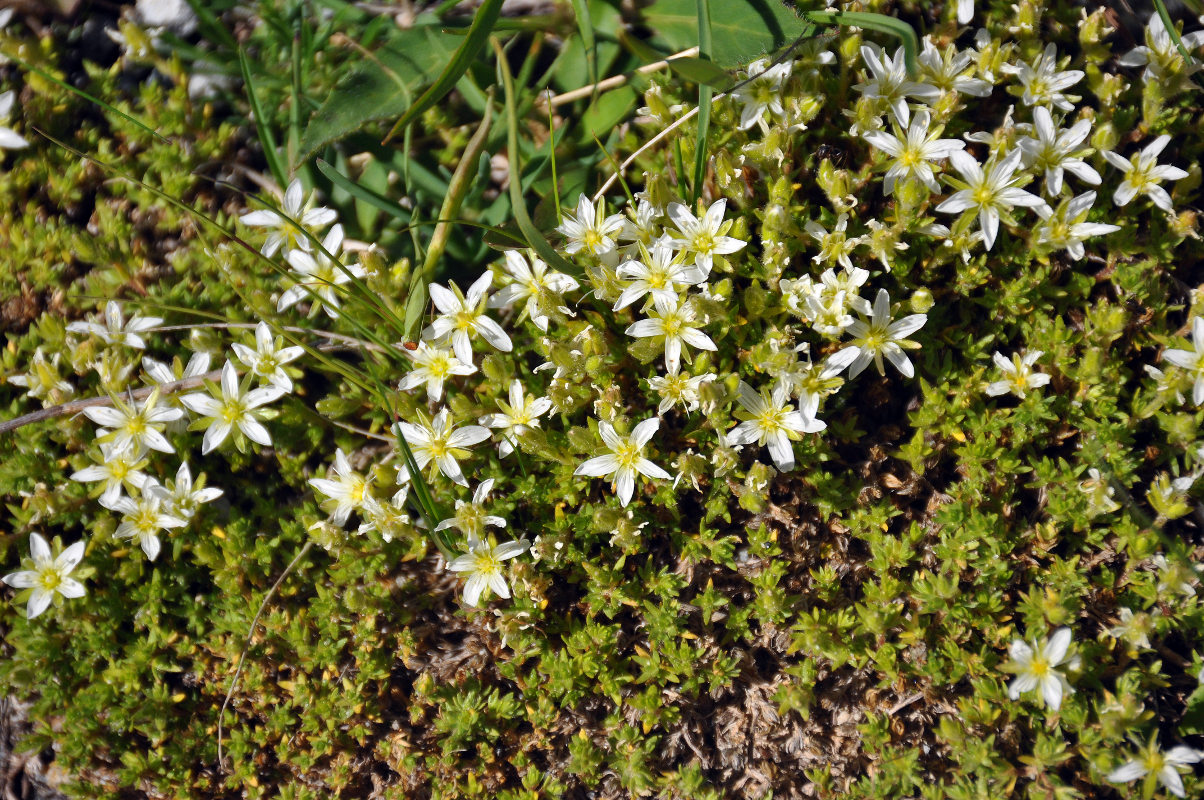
[240,178,338,258]
[1033,191,1120,261]
[862,108,965,195]
[854,44,941,125]
[1005,627,1080,710]
[156,461,222,521]
[143,350,211,386]
[8,347,74,403]
[1002,42,1083,112]
[956,0,973,25]
[1101,135,1189,213]
[395,408,490,487]
[1152,553,1198,597]
[1078,467,1121,515]
[279,224,366,317]
[1117,12,1204,85]
[618,198,662,255]
[985,350,1052,398]
[805,213,863,270]
[67,300,163,349]
[489,250,579,332]
[1106,607,1154,650]
[918,39,991,97]
[613,241,706,312]
[647,371,715,414]
[666,199,746,273]
[110,488,188,561]
[2,534,86,619]
[785,348,858,420]
[732,57,792,131]
[479,379,553,458]
[625,294,717,374]
[357,491,411,542]
[231,321,304,392]
[1016,106,1100,196]
[398,341,477,402]
[1162,316,1204,405]
[727,381,823,472]
[1108,737,1204,798]
[0,90,29,150]
[179,361,285,454]
[574,418,671,507]
[422,271,512,365]
[82,388,184,455]
[308,448,375,526]
[435,478,507,541]
[556,193,625,258]
[838,289,928,379]
[70,442,151,508]
[936,149,1048,250]
[447,536,530,607]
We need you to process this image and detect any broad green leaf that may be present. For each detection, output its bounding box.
[581,86,638,138]
[298,26,459,160]
[692,0,713,203]
[643,0,809,68]
[667,56,734,91]
[315,158,410,224]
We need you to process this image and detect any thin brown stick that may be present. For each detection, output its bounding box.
[539,47,700,109]
[216,540,314,771]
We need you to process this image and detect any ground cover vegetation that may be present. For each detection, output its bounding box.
[2,0,1204,797]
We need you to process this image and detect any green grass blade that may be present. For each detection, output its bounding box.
[692,0,713,203]
[493,37,586,282]
[569,0,598,95]
[1153,0,1197,64]
[382,0,504,144]
[239,48,288,187]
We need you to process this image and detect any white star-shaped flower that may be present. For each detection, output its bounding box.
[853,44,941,125]
[395,408,490,487]
[70,442,150,508]
[67,300,163,349]
[1016,106,1100,196]
[1117,12,1204,85]
[309,448,376,526]
[732,57,792,131]
[613,241,706,312]
[1002,42,1083,112]
[1108,737,1204,798]
[179,361,285,454]
[489,250,579,332]
[1101,135,1188,213]
[479,379,553,457]
[422,271,512,365]
[110,488,188,561]
[647,370,715,414]
[435,478,507,541]
[447,536,529,607]
[398,341,477,402]
[838,289,928,379]
[240,178,338,258]
[2,534,86,619]
[556,193,625,259]
[279,224,367,317]
[862,108,965,195]
[666,199,746,274]
[936,148,1048,250]
[985,350,1052,398]
[727,381,823,472]
[574,418,671,507]
[625,294,716,374]
[156,461,223,521]
[918,39,991,97]
[1033,191,1120,261]
[231,321,304,392]
[82,388,184,455]
[1004,627,1080,710]
[1162,316,1204,405]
